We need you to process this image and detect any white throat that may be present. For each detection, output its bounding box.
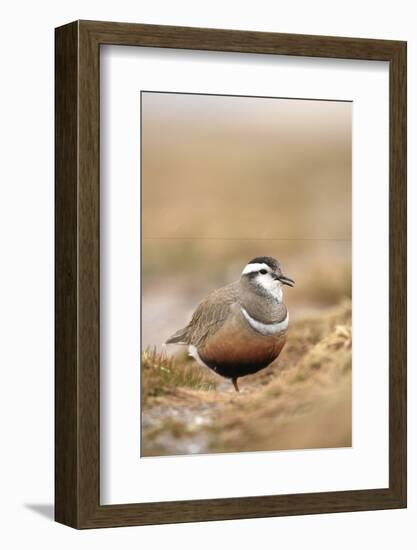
[241,307,289,335]
[256,276,283,302]
[263,282,283,302]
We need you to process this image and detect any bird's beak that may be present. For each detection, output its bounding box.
[278,274,295,287]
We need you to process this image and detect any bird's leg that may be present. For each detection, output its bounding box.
[232,378,240,392]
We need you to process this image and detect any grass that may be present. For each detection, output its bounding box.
[141,300,352,456]
[141,347,218,404]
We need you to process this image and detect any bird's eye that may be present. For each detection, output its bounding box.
[259,269,267,275]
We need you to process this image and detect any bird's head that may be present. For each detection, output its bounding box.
[240,256,294,302]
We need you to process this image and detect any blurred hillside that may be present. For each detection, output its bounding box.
[141,92,352,349]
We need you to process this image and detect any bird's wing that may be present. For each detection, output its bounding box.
[165,282,239,346]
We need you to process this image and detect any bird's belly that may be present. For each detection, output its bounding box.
[199,313,287,379]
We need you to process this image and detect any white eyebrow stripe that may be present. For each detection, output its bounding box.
[241,262,271,275]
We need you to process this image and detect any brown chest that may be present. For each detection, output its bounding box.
[199,305,287,378]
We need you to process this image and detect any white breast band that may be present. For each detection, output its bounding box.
[240,307,289,335]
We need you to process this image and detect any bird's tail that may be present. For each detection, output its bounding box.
[165,327,189,345]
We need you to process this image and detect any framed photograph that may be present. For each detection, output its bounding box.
[55,20,407,528]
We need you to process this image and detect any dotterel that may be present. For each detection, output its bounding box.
[166,256,295,392]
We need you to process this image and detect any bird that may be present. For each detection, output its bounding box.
[165,256,294,392]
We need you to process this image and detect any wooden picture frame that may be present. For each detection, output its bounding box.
[55,20,407,529]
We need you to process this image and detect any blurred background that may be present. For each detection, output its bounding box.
[141,92,352,349]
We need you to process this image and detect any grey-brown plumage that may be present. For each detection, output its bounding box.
[166,256,294,391]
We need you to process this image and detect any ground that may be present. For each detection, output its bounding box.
[141,300,352,457]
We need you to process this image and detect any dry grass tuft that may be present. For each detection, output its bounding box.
[141,347,218,405]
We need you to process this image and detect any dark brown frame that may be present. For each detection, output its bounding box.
[55,20,407,529]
